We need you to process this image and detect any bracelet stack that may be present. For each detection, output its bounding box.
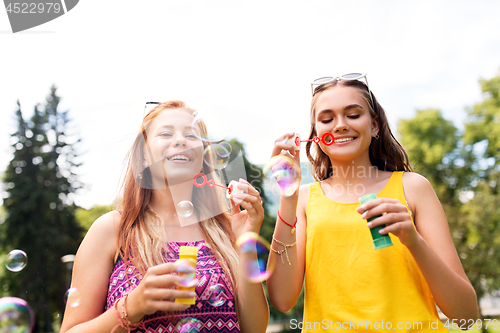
[111,292,144,333]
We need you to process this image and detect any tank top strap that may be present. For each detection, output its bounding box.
[378,171,405,200]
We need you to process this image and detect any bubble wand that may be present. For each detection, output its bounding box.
[193,173,247,199]
[285,132,335,150]
[193,173,233,193]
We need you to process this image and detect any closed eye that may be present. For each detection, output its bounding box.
[348,115,360,119]
[159,132,172,137]
[320,119,333,124]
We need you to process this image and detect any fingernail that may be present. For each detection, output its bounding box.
[361,212,367,219]
[366,222,372,228]
[188,292,196,297]
[379,229,385,234]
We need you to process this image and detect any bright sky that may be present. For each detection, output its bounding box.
[1,0,500,209]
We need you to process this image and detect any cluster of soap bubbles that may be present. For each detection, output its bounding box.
[2,250,34,333]
[264,155,300,197]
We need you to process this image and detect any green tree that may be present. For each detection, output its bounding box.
[398,109,464,204]
[1,87,84,332]
[398,72,500,331]
[464,71,500,165]
[75,205,112,234]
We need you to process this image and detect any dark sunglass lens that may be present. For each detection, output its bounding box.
[342,73,363,80]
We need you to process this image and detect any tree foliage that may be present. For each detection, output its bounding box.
[0,86,84,332]
[398,72,500,328]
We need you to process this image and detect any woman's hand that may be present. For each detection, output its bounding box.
[270,133,302,193]
[229,179,265,240]
[357,198,420,248]
[126,262,197,322]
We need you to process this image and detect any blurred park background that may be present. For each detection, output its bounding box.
[1,74,500,331]
[2,1,500,332]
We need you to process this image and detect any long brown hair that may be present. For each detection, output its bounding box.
[306,79,412,181]
[115,101,238,292]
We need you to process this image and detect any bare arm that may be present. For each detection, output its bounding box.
[358,173,479,322]
[265,132,309,312]
[236,251,270,333]
[228,179,270,332]
[403,173,479,322]
[266,186,307,312]
[60,211,193,333]
[60,211,126,333]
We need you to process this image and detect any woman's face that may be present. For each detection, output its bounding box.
[144,109,204,186]
[314,85,378,161]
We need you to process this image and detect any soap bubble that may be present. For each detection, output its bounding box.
[208,284,228,307]
[176,317,200,333]
[203,144,230,170]
[65,288,81,308]
[177,201,194,217]
[175,259,197,288]
[0,297,34,333]
[218,142,232,157]
[5,250,27,272]
[236,232,276,283]
[263,155,300,197]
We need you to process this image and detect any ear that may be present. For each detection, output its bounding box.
[371,116,380,138]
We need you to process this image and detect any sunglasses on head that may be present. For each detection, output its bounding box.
[311,73,374,108]
[143,101,161,116]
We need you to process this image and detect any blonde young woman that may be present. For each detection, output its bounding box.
[60,101,269,333]
[266,75,479,332]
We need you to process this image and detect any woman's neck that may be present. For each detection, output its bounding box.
[327,156,378,185]
[149,181,197,226]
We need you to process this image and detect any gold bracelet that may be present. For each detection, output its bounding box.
[271,236,296,265]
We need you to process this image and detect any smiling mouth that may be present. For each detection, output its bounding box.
[167,154,191,162]
[334,137,356,143]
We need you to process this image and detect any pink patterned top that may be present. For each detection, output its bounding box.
[105,240,240,332]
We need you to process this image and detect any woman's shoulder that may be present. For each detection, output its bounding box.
[402,172,437,212]
[78,211,121,259]
[298,182,317,210]
[87,210,122,236]
[402,171,434,192]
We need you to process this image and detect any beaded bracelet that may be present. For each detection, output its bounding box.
[277,210,297,234]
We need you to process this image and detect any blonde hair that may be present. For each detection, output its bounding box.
[115,100,239,294]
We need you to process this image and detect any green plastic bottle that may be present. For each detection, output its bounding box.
[359,193,393,250]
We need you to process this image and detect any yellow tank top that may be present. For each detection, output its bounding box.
[302,171,447,332]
